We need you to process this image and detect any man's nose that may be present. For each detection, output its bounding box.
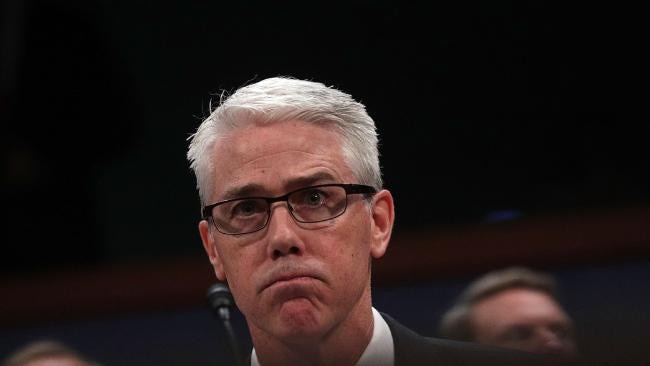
[265,203,304,259]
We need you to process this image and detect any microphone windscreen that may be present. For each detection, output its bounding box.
[206,282,233,312]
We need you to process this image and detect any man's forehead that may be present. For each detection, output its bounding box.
[213,120,343,162]
[473,288,570,323]
[209,121,352,200]
[218,171,342,200]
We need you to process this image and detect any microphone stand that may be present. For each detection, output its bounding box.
[207,283,244,366]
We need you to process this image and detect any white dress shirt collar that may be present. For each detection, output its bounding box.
[251,307,395,366]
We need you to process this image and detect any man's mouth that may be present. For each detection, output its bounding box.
[258,264,326,294]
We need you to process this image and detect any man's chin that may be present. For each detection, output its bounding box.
[271,298,327,341]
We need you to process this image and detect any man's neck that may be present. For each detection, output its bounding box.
[250,298,374,366]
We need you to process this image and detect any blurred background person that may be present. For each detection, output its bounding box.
[1,340,99,366]
[438,266,578,359]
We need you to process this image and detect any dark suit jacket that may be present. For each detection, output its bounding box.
[383,312,575,366]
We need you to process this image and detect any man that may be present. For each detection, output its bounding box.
[439,266,578,358]
[187,77,558,365]
[2,340,99,366]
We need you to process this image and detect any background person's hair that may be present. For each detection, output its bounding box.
[187,76,382,206]
[1,339,98,366]
[438,266,558,341]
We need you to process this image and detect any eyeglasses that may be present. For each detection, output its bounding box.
[202,183,377,235]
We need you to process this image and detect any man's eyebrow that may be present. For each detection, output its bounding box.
[220,183,266,200]
[286,172,338,190]
[221,172,339,200]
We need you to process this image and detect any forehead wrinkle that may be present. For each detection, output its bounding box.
[239,146,339,167]
[220,171,342,201]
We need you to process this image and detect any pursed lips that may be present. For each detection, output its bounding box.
[261,274,316,293]
[258,267,325,294]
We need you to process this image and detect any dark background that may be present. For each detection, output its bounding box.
[1,1,648,365]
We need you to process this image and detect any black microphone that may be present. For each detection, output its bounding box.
[207,283,244,366]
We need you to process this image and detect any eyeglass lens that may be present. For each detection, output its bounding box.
[212,185,349,235]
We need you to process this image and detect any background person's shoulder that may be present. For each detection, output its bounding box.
[384,311,577,366]
[423,337,581,366]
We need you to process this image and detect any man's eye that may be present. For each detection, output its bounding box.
[503,326,534,342]
[232,200,264,217]
[549,324,571,339]
[303,190,327,206]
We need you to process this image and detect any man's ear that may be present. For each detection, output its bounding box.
[369,189,395,259]
[199,220,227,281]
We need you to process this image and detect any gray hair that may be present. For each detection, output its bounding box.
[187,76,382,206]
[439,266,558,341]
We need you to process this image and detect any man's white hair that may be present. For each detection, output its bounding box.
[187,76,382,206]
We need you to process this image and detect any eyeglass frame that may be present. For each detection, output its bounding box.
[202,183,378,235]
